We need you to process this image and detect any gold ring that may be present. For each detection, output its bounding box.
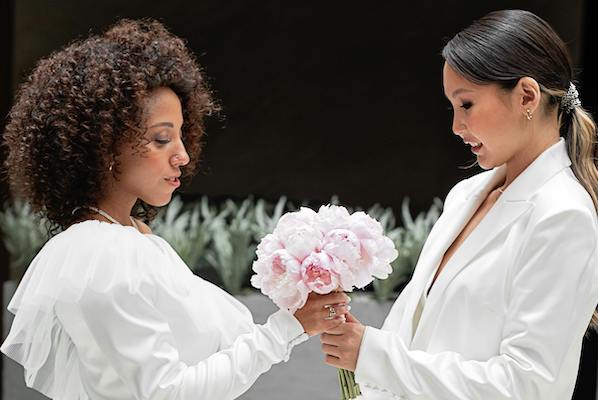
[324,304,337,320]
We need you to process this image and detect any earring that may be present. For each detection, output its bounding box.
[526,109,533,120]
[109,161,114,172]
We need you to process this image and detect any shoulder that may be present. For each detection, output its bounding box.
[41,221,167,290]
[133,218,153,234]
[529,168,597,225]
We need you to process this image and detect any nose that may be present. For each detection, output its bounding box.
[452,113,466,137]
[171,140,190,167]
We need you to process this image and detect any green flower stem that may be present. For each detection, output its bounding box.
[338,368,361,400]
[338,368,349,399]
[338,368,361,399]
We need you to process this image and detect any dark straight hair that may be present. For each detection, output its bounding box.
[443,10,598,332]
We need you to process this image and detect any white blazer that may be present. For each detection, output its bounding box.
[355,139,598,400]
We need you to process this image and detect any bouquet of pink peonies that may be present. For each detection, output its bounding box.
[251,204,399,399]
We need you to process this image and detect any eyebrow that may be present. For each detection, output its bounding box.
[148,122,174,129]
[450,88,474,98]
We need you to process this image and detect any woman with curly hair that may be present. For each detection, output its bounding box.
[1,19,349,399]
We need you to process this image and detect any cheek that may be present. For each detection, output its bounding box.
[124,154,163,182]
[473,104,512,143]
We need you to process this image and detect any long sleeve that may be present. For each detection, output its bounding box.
[75,282,308,400]
[355,209,598,399]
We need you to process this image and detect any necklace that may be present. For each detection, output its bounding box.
[86,206,138,229]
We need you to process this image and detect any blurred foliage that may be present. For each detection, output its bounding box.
[0,199,51,279]
[372,198,443,302]
[1,195,443,301]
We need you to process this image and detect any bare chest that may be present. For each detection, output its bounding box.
[429,191,501,291]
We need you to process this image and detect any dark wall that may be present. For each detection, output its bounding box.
[11,0,586,214]
[2,1,597,399]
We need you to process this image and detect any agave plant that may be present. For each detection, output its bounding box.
[205,198,257,295]
[151,196,225,272]
[0,199,52,279]
[252,196,289,241]
[367,203,398,235]
[373,197,443,302]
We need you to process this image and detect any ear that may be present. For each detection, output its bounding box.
[515,77,541,115]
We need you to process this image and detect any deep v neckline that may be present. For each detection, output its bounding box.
[427,187,503,296]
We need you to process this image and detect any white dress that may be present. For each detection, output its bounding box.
[1,220,308,400]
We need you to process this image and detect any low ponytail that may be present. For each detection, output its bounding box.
[566,104,598,331]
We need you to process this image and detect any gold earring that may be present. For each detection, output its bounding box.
[526,109,533,120]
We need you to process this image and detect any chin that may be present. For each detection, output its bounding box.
[141,194,173,207]
[477,156,500,171]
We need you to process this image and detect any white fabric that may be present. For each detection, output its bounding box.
[1,220,308,400]
[355,139,598,400]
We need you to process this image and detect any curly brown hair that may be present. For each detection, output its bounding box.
[2,19,217,233]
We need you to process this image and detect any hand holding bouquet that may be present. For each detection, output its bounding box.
[251,205,398,399]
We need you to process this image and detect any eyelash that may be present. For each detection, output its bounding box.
[460,101,473,110]
[155,139,170,145]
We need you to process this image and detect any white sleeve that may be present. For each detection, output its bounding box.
[355,210,598,399]
[77,283,308,400]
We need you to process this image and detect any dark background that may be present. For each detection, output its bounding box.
[1,1,597,398]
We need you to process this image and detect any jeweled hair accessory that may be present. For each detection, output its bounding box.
[561,82,581,114]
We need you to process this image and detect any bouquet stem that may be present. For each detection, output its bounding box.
[338,368,361,399]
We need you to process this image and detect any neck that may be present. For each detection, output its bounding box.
[500,114,560,190]
[93,187,138,227]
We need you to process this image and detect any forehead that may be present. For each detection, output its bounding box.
[142,87,183,124]
[443,63,475,96]
[442,62,506,100]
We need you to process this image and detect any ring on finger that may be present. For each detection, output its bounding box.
[324,304,337,320]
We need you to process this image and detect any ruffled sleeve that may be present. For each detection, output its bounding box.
[76,282,306,399]
[1,221,308,400]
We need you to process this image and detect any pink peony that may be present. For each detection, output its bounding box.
[273,208,323,261]
[255,233,283,259]
[251,249,301,296]
[300,251,341,294]
[316,205,351,232]
[270,273,309,313]
[251,204,398,312]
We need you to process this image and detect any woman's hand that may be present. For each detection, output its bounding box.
[320,312,365,371]
[294,292,351,336]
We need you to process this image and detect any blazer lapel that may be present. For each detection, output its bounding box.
[396,168,503,345]
[421,200,533,320]
[410,138,572,346]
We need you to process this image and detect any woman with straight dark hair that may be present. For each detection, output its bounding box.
[319,10,598,399]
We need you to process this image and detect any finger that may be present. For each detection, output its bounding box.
[321,343,341,358]
[333,303,351,315]
[324,321,348,335]
[322,292,350,306]
[325,354,341,368]
[325,323,349,336]
[321,331,343,345]
[345,312,361,324]
[322,304,346,320]
[322,317,346,333]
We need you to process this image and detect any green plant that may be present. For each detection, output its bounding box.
[205,198,257,295]
[0,199,52,279]
[252,196,289,241]
[367,202,398,235]
[152,196,226,272]
[373,197,443,302]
